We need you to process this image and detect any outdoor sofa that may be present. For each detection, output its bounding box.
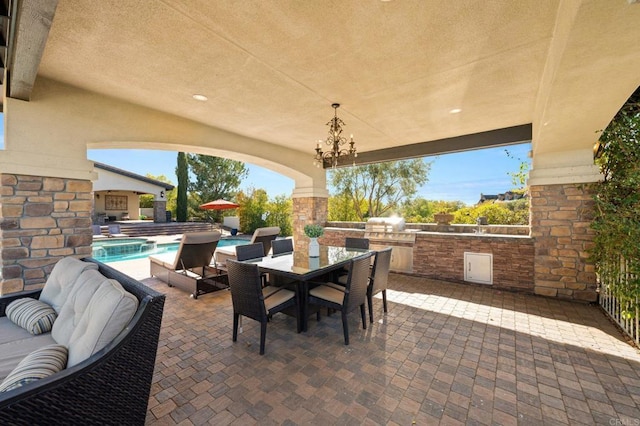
[0,257,165,425]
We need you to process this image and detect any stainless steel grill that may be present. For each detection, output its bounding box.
[364,217,416,243]
[364,217,415,273]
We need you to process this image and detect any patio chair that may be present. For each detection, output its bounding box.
[236,242,268,287]
[92,224,107,239]
[337,237,371,284]
[107,224,128,238]
[149,231,225,299]
[227,259,300,355]
[271,238,294,256]
[307,253,373,345]
[367,247,392,323]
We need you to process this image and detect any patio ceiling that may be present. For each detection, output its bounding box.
[4,1,640,166]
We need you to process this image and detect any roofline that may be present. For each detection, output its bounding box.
[93,162,175,190]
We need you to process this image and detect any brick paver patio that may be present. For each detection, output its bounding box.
[136,270,640,425]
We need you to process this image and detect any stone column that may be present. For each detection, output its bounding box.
[153,200,167,223]
[0,174,93,295]
[528,148,600,302]
[292,186,329,250]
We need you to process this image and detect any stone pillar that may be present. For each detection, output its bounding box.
[153,200,167,223]
[0,174,93,295]
[292,196,328,250]
[530,183,597,302]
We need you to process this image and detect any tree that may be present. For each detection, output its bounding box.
[266,195,293,237]
[329,159,431,221]
[236,188,269,234]
[187,154,248,221]
[591,87,640,318]
[402,199,465,223]
[505,149,530,188]
[176,152,189,222]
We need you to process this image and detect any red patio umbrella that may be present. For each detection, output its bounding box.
[199,199,240,210]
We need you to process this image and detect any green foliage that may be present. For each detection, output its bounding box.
[328,193,364,221]
[591,88,640,318]
[236,188,269,234]
[304,224,324,238]
[402,199,465,223]
[504,149,530,188]
[453,199,529,225]
[139,194,154,208]
[266,195,293,237]
[329,159,431,220]
[176,152,189,222]
[139,214,147,220]
[186,154,247,222]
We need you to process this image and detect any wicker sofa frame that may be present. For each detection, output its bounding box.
[0,258,165,425]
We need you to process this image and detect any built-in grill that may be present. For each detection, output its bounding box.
[364,217,416,243]
[364,217,415,272]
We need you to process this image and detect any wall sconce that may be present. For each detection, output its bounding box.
[160,191,164,198]
[96,193,100,199]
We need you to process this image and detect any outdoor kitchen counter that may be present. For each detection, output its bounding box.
[322,225,536,294]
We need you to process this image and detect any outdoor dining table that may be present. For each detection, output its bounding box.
[246,245,371,331]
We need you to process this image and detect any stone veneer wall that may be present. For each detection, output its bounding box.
[530,184,597,302]
[0,174,93,295]
[323,228,535,292]
[292,197,328,249]
[412,234,534,292]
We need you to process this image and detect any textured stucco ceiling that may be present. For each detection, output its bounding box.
[30,0,640,162]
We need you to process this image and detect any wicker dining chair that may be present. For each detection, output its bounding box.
[227,260,299,355]
[367,247,392,323]
[337,237,371,285]
[235,243,269,287]
[307,253,373,345]
[271,238,294,256]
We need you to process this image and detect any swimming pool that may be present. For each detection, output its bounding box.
[92,237,248,263]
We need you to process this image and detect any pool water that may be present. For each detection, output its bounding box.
[92,237,248,263]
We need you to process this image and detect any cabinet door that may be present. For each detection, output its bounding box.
[464,252,493,285]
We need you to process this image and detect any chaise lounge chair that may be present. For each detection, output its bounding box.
[214,226,281,269]
[149,231,226,299]
[92,224,107,239]
[107,224,128,238]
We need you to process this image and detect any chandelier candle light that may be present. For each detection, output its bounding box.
[314,103,357,168]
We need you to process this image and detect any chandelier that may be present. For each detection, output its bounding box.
[314,103,357,168]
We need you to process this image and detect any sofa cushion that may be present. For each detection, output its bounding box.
[6,298,57,335]
[39,257,99,313]
[0,327,57,382]
[52,269,139,367]
[0,344,68,393]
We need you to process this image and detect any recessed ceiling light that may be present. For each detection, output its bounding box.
[192,94,208,101]
[449,108,462,114]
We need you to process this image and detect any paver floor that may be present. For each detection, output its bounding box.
[126,267,640,425]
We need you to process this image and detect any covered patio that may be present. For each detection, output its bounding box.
[136,266,640,425]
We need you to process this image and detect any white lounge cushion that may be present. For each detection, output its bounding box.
[0,327,57,382]
[0,344,68,392]
[39,257,99,314]
[6,298,57,335]
[52,269,138,367]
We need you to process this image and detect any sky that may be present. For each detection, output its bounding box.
[0,115,530,205]
[86,143,531,206]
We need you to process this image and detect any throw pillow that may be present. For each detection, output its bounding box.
[0,344,68,392]
[6,298,58,335]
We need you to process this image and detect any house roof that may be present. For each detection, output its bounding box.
[94,162,174,190]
